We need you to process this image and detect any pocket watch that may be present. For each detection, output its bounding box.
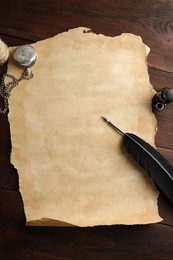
[0,45,38,113]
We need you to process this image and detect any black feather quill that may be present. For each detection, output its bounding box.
[101,116,173,204]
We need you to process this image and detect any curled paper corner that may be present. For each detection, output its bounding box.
[26,218,75,227]
[83,28,93,34]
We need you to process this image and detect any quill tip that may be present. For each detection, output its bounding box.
[101,115,108,122]
[101,115,124,135]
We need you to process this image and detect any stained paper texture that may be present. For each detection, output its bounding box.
[8,27,161,226]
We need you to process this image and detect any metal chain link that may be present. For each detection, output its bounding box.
[0,69,34,114]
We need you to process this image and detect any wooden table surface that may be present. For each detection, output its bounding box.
[1,1,173,259]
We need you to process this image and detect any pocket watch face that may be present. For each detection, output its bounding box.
[13,45,38,69]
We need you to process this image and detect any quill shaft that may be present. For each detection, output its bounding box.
[102,116,173,204]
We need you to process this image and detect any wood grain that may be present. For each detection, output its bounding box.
[1,1,173,259]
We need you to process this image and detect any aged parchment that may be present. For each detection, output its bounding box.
[8,27,161,226]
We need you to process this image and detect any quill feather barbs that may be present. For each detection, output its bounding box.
[101,116,173,204]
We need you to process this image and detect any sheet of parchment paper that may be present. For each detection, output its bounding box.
[8,27,161,226]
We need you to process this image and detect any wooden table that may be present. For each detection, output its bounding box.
[0,1,173,259]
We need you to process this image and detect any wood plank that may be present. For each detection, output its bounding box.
[1,223,173,259]
[158,191,173,226]
[0,1,173,73]
[157,147,173,165]
[0,189,25,225]
[0,163,19,191]
[155,118,173,150]
[0,34,32,46]
[1,1,173,258]
[149,68,173,92]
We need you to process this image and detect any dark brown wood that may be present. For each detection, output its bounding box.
[1,1,173,259]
